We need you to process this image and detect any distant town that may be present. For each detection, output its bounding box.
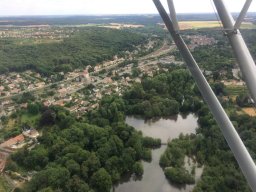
[0,13,255,191]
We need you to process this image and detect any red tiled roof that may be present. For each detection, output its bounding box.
[0,134,25,148]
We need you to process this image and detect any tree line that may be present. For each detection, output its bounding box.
[7,66,256,191]
[123,68,255,190]
[0,27,146,76]
[9,96,160,192]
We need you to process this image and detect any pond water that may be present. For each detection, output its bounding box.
[114,114,203,192]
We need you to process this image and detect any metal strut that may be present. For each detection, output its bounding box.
[234,0,253,30]
[167,0,180,32]
[213,0,256,105]
[152,0,256,191]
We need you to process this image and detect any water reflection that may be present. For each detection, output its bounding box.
[126,114,198,143]
[114,114,200,192]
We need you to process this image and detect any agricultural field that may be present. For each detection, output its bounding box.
[160,21,256,30]
[226,85,248,96]
[241,22,256,29]
[0,14,255,191]
[179,21,222,29]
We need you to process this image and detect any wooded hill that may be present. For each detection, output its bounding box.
[0,27,146,75]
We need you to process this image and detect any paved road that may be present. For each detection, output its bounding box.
[0,40,174,102]
[139,41,174,61]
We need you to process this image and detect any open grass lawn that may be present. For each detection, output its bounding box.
[0,113,40,141]
[5,119,16,131]
[20,113,40,126]
[226,85,247,96]
[0,176,12,192]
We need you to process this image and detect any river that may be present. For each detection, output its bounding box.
[114,114,202,192]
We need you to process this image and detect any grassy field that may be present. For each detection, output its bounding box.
[0,176,12,192]
[226,85,247,96]
[4,119,16,131]
[1,113,39,133]
[20,113,40,126]
[177,21,256,30]
[241,22,256,29]
[179,21,221,30]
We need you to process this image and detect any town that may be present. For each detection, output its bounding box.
[0,33,218,126]
[0,19,254,191]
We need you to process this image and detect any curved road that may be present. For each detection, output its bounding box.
[0,40,175,102]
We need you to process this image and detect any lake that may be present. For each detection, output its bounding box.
[113,114,202,192]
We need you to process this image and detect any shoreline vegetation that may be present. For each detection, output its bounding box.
[0,15,255,191]
[5,68,255,191]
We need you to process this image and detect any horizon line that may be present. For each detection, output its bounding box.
[0,12,255,18]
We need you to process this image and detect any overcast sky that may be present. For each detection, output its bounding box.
[0,0,255,16]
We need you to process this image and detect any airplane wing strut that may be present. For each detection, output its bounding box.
[153,0,256,191]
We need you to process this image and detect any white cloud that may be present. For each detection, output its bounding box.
[0,0,254,16]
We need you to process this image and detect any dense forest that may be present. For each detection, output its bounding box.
[1,16,256,191]
[123,67,198,118]
[8,97,160,192]
[6,67,256,191]
[0,23,255,78]
[0,27,146,75]
[123,69,255,191]
[242,29,256,60]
